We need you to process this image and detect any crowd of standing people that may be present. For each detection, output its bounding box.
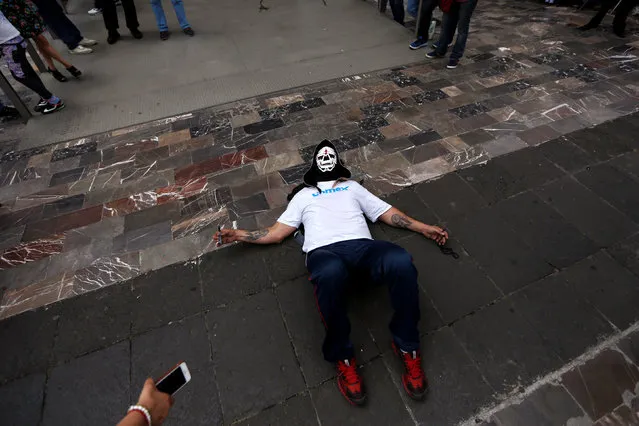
[396,0,635,70]
[0,0,195,118]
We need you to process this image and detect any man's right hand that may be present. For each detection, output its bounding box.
[213,228,240,246]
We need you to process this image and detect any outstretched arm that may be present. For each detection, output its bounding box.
[213,221,297,246]
[379,207,448,245]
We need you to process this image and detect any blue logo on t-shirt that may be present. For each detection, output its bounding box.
[312,186,349,197]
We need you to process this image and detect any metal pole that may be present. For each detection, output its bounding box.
[0,72,31,122]
[25,39,47,73]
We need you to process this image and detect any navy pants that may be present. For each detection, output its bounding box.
[307,239,420,363]
[31,0,83,50]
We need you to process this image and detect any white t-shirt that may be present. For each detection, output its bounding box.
[0,13,20,45]
[278,180,392,253]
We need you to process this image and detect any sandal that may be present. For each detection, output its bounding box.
[48,68,68,82]
[66,66,82,78]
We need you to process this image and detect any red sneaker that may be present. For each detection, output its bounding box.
[393,342,428,400]
[336,358,367,406]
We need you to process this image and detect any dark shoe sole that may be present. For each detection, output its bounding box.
[337,380,367,406]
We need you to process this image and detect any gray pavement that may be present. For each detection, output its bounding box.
[2,113,639,425]
[17,0,422,148]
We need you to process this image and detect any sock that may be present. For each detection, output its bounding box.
[47,96,60,104]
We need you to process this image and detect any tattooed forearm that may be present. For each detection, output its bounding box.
[244,229,269,241]
[391,214,412,229]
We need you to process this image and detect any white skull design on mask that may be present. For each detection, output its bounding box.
[316,147,337,172]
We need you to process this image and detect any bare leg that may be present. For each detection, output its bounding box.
[34,36,56,70]
[34,34,72,69]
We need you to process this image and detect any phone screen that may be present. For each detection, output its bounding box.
[156,366,187,395]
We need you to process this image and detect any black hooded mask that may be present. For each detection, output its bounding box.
[303,140,351,187]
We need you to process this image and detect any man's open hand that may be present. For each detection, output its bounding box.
[213,228,240,246]
[422,225,448,245]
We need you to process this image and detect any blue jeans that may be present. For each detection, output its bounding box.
[407,0,419,17]
[307,239,420,362]
[436,0,478,60]
[150,0,190,31]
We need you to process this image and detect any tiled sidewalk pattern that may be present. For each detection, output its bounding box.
[482,329,639,426]
[1,113,639,424]
[1,0,637,319]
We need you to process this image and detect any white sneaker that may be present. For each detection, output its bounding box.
[69,45,93,54]
[79,37,98,47]
[88,7,102,15]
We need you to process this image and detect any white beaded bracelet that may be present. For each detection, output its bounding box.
[128,405,152,426]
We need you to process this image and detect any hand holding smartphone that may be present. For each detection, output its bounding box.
[156,362,191,396]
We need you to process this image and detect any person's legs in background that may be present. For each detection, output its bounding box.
[29,0,95,54]
[578,0,616,30]
[102,0,121,43]
[0,37,64,114]
[388,0,406,25]
[170,0,193,34]
[410,0,438,49]
[612,0,639,36]
[122,0,142,37]
[426,3,459,58]
[448,0,478,67]
[33,34,82,81]
[407,0,419,17]
[150,0,170,39]
[103,0,141,43]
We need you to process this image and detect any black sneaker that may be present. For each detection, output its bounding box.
[34,98,47,113]
[447,58,459,69]
[42,100,65,114]
[0,106,20,120]
[425,50,444,59]
[160,31,170,41]
[107,30,120,44]
[183,27,194,37]
[409,37,428,50]
[130,28,143,39]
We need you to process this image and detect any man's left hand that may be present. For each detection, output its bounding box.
[423,225,448,245]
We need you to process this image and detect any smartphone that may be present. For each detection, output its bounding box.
[156,362,191,396]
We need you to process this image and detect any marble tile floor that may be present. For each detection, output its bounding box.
[0,0,638,319]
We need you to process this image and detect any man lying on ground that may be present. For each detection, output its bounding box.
[214,140,448,405]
